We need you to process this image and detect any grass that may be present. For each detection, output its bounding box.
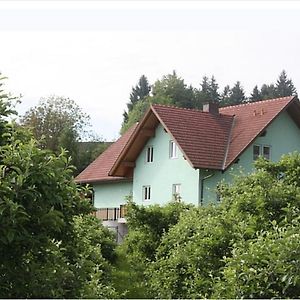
[111,247,148,299]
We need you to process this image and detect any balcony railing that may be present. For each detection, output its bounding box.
[93,205,127,221]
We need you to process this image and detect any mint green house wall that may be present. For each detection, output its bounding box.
[202,111,300,204]
[133,124,199,206]
[93,181,132,208]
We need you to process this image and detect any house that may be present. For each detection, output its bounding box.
[75,96,300,239]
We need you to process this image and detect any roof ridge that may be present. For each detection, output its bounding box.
[220,96,294,110]
[151,103,205,113]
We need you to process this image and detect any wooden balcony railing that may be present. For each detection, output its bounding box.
[93,205,127,221]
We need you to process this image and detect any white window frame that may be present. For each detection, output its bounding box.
[253,144,271,160]
[172,184,181,201]
[169,140,178,159]
[172,184,181,195]
[146,146,154,163]
[142,185,151,201]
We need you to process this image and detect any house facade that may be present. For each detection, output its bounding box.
[75,96,300,240]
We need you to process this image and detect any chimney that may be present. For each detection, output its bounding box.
[203,102,219,115]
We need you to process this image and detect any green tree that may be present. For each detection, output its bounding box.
[229,81,246,105]
[219,82,246,107]
[0,73,20,143]
[122,75,151,125]
[21,95,90,151]
[128,75,151,111]
[214,217,300,299]
[196,76,220,106]
[0,125,117,298]
[20,95,103,173]
[275,70,297,97]
[0,78,116,298]
[249,85,261,102]
[151,71,195,109]
[145,154,300,298]
[260,83,277,100]
[115,200,191,298]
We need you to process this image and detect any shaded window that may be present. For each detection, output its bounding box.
[263,146,270,160]
[253,145,260,160]
[172,184,181,202]
[169,140,178,159]
[253,144,271,160]
[146,146,153,163]
[143,186,151,201]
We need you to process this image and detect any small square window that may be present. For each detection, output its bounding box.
[169,140,178,159]
[146,146,153,163]
[143,186,151,201]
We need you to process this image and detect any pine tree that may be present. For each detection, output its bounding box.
[126,75,151,113]
[275,70,297,97]
[230,81,246,104]
[260,84,276,100]
[196,75,220,107]
[219,85,231,107]
[250,85,261,102]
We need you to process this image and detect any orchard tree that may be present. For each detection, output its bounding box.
[20,95,104,174]
[21,95,91,152]
[145,153,300,298]
[0,77,116,298]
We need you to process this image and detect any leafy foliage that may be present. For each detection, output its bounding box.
[0,125,117,298]
[20,95,106,174]
[214,216,300,299]
[132,154,300,299]
[116,200,191,297]
[0,78,117,298]
[121,70,298,133]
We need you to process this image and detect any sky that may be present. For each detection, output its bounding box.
[0,1,300,141]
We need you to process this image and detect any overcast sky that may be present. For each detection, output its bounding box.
[0,1,300,140]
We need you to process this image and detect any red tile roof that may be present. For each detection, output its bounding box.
[75,123,138,183]
[76,96,298,183]
[151,105,234,169]
[220,96,295,168]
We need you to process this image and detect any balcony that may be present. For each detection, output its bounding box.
[93,205,127,221]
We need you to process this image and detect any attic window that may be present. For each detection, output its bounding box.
[146,146,154,163]
[169,140,178,159]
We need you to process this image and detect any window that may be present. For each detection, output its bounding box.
[146,146,153,163]
[263,146,270,160]
[253,145,260,160]
[172,184,181,201]
[253,144,271,160]
[169,140,178,159]
[143,186,151,201]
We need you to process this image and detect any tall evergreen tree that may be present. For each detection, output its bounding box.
[250,85,261,102]
[230,81,246,104]
[275,70,297,97]
[209,76,220,103]
[219,85,231,107]
[126,75,151,112]
[260,83,277,100]
[219,82,245,107]
[196,76,220,108]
